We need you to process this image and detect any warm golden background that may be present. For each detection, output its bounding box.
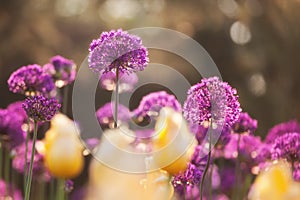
[1,0,300,136]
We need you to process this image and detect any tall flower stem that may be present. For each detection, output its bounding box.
[200,123,212,200]
[114,68,119,128]
[209,164,213,200]
[234,134,241,200]
[4,147,10,196]
[24,118,30,192]
[56,178,65,200]
[24,120,38,200]
[62,86,69,114]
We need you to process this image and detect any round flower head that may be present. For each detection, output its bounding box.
[133,91,182,120]
[96,102,131,126]
[265,120,300,144]
[44,55,76,88]
[271,132,300,163]
[99,70,138,92]
[231,112,258,134]
[183,77,241,128]
[8,64,55,96]
[0,103,27,148]
[23,95,61,122]
[88,29,149,74]
[223,133,263,165]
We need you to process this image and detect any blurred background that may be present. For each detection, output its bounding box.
[1,0,300,137]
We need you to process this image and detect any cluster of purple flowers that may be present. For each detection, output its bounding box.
[0,102,27,148]
[23,95,61,122]
[8,64,55,96]
[43,55,76,88]
[183,77,241,128]
[89,29,149,74]
[133,91,182,120]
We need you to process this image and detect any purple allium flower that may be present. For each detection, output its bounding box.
[172,163,203,196]
[6,101,27,123]
[265,120,300,144]
[271,132,300,163]
[219,164,236,194]
[293,164,300,181]
[0,179,23,200]
[65,179,74,193]
[223,133,262,164]
[7,64,55,96]
[44,55,76,88]
[88,29,149,74]
[231,112,258,134]
[99,70,138,92]
[96,102,131,126]
[173,146,207,197]
[183,77,241,128]
[0,102,27,148]
[133,91,182,120]
[12,140,50,182]
[23,95,61,122]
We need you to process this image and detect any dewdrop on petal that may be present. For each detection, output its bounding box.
[153,107,197,175]
[248,160,300,200]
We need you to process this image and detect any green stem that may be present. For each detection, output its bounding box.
[56,178,65,200]
[50,178,55,200]
[200,123,212,200]
[4,147,10,196]
[24,118,30,192]
[209,164,213,200]
[38,181,45,200]
[62,86,69,114]
[234,134,241,200]
[24,121,38,200]
[114,68,119,128]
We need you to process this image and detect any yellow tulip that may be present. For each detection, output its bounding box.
[85,158,174,200]
[44,113,84,179]
[248,160,300,200]
[152,107,197,175]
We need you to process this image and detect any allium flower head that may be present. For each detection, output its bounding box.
[88,29,149,74]
[96,102,131,126]
[271,132,300,163]
[223,133,262,165]
[99,70,138,92]
[265,120,300,144]
[231,112,258,134]
[133,91,182,119]
[8,64,55,96]
[172,163,203,194]
[0,102,27,148]
[44,55,76,88]
[183,77,241,128]
[23,95,61,122]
